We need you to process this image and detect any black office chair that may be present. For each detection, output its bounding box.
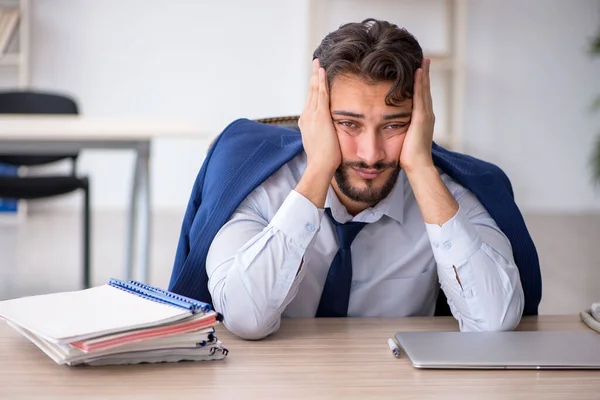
[255,115,453,316]
[0,91,91,288]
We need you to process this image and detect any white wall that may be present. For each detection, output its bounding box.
[5,0,600,213]
[464,0,600,213]
[26,0,311,211]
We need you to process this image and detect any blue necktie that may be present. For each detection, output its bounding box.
[316,209,367,317]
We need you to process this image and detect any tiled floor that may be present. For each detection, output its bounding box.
[0,210,598,315]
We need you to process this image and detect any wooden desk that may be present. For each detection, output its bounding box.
[0,315,598,399]
[0,116,210,283]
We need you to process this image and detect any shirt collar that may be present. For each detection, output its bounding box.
[325,170,405,224]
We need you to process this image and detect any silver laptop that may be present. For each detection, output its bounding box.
[394,330,600,369]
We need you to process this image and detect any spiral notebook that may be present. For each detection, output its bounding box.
[0,279,228,366]
[0,279,210,344]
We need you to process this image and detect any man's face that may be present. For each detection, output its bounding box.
[329,73,412,206]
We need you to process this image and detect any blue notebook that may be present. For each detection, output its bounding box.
[108,278,212,314]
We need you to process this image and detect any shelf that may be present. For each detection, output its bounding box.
[426,54,454,70]
[0,52,19,66]
[0,0,28,86]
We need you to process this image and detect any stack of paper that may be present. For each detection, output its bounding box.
[0,280,228,366]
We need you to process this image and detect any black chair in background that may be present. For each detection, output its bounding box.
[0,91,91,288]
[255,115,453,317]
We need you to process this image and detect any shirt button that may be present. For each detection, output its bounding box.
[305,223,316,232]
[433,242,439,249]
[443,241,452,250]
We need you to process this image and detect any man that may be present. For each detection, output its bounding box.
[169,19,541,340]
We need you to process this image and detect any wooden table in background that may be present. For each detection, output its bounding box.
[0,315,598,399]
[0,115,211,284]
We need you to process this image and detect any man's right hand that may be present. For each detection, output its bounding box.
[295,59,341,209]
[298,59,341,177]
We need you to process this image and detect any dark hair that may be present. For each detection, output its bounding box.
[313,18,423,106]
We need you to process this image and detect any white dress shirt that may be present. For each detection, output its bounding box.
[206,152,524,339]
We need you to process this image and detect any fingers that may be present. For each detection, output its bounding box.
[412,65,424,115]
[413,58,434,119]
[422,58,434,116]
[305,59,320,111]
[317,67,329,110]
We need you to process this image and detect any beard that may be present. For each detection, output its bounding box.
[334,160,401,205]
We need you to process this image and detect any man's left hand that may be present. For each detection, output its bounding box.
[399,58,435,173]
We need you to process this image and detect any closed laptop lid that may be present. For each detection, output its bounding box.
[394,330,600,369]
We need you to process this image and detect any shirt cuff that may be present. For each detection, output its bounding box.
[425,206,483,266]
[269,190,325,249]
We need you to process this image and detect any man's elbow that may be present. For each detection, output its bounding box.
[461,292,524,332]
[484,313,521,332]
[462,313,520,332]
[222,315,280,340]
[484,292,524,332]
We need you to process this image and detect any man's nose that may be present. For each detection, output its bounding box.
[355,131,385,167]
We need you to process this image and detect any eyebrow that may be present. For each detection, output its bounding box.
[332,111,411,120]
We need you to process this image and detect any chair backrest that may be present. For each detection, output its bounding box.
[0,91,78,114]
[210,115,302,152]
[255,115,300,131]
[0,91,80,166]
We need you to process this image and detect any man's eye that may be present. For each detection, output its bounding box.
[385,124,407,129]
[338,121,357,128]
